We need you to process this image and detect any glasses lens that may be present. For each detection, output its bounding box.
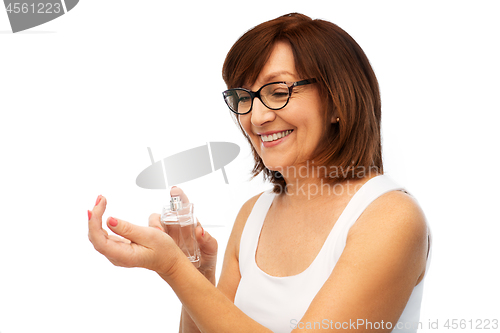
[261,83,289,109]
[224,89,251,114]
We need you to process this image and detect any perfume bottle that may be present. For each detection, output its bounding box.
[161,196,200,267]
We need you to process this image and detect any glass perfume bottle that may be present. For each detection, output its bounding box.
[161,196,200,268]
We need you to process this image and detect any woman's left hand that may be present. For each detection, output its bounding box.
[87,195,183,277]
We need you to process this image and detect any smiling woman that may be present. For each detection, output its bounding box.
[88,12,431,333]
[218,13,430,332]
[227,42,327,174]
[222,13,383,192]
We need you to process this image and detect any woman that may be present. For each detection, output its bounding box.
[88,13,431,332]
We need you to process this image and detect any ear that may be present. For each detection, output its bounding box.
[330,112,340,124]
[326,100,339,124]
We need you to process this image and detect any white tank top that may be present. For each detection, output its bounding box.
[234,175,432,333]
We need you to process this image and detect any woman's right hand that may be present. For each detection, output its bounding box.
[148,187,218,279]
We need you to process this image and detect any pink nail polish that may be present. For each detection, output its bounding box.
[88,210,92,220]
[202,227,205,237]
[108,217,118,227]
[95,195,102,206]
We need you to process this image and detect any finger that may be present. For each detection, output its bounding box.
[107,234,132,244]
[170,186,190,204]
[88,195,108,249]
[107,216,160,247]
[92,194,106,217]
[148,213,163,231]
[94,233,139,268]
[89,195,106,231]
[195,226,218,255]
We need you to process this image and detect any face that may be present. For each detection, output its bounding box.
[238,41,333,174]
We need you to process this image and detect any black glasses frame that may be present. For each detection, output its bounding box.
[222,78,317,115]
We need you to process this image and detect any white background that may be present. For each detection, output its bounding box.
[1,1,499,332]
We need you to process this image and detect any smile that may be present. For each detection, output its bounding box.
[260,130,293,142]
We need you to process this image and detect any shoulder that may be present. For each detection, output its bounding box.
[237,192,265,221]
[297,191,430,322]
[347,190,429,279]
[350,190,428,242]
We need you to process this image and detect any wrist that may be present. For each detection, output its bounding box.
[156,244,185,279]
[199,268,216,285]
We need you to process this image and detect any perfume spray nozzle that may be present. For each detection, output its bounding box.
[170,196,182,211]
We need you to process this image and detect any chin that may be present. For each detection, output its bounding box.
[261,159,292,174]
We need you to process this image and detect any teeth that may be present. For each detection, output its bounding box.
[261,130,292,142]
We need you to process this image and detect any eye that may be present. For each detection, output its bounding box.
[272,91,289,97]
[270,87,289,99]
[238,96,251,103]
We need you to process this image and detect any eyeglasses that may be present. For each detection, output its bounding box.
[222,78,317,115]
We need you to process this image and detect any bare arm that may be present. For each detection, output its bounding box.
[180,192,262,332]
[292,191,429,332]
[146,187,220,333]
[89,191,428,332]
[165,193,267,333]
[178,228,217,333]
[163,191,429,333]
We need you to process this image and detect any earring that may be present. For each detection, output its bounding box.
[336,117,340,123]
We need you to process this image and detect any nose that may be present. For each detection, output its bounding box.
[250,97,276,127]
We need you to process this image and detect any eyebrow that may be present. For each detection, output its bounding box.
[243,71,297,89]
[261,71,297,82]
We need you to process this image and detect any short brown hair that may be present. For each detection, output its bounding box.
[222,13,383,193]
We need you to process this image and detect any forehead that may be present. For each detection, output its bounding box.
[250,41,298,88]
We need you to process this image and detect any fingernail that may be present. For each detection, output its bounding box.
[109,217,118,227]
[95,195,102,206]
[88,210,92,220]
[201,227,205,237]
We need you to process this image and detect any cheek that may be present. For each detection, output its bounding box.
[238,115,259,147]
[238,115,250,135]
[301,115,327,151]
